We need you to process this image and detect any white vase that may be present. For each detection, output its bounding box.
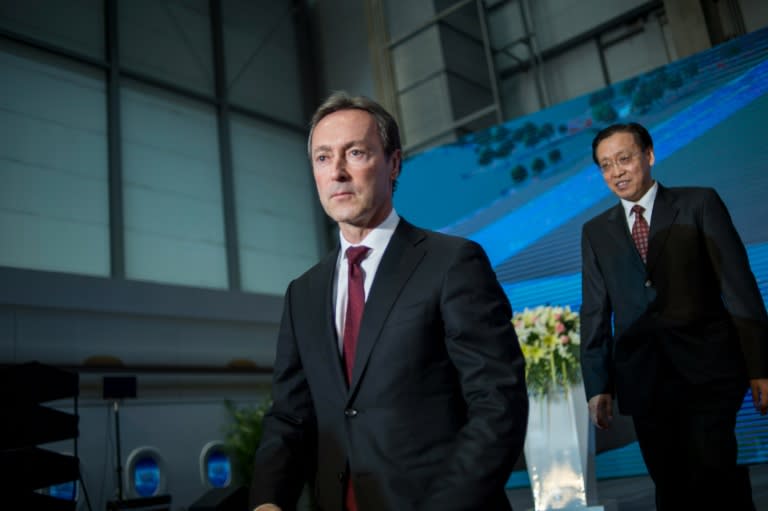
[523,380,603,511]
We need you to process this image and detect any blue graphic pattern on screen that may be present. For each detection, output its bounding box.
[207,450,231,488]
[49,481,77,500]
[395,27,768,484]
[134,457,161,497]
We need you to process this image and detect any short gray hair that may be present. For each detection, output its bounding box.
[307,91,402,160]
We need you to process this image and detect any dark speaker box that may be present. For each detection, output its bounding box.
[0,361,78,404]
[1,405,79,449]
[7,491,77,511]
[106,494,171,511]
[103,376,137,399]
[188,485,248,511]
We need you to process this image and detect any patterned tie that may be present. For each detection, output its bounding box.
[343,245,369,383]
[342,245,369,511]
[631,205,649,263]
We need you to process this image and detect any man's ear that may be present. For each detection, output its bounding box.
[390,149,402,181]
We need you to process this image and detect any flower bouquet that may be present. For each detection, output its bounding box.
[512,305,581,397]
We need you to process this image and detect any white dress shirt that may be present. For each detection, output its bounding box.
[333,209,400,352]
[620,180,658,231]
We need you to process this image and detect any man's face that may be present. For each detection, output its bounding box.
[596,131,655,202]
[310,109,400,235]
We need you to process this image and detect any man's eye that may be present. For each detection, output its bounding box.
[618,155,631,165]
[350,149,364,157]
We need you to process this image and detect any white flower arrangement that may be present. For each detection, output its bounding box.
[512,305,581,397]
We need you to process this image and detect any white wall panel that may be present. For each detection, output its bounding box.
[384,0,437,42]
[119,0,214,95]
[0,0,104,58]
[391,26,445,91]
[231,114,322,295]
[398,75,453,147]
[531,0,649,50]
[740,0,768,33]
[500,67,543,119]
[0,43,109,276]
[121,82,227,289]
[604,19,671,84]
[543,40,604,105]
[312,0,373,100]
[223,0,304,124]
[442,27,489,86]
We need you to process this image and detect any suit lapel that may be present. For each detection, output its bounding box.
[606,204,646,272]
[315,246,348,393]
[348,220,426,396]
[646,184,678,273]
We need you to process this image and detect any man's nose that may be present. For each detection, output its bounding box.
[331,158,349,180]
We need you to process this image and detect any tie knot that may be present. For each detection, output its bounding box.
[631,205,645,216]
[346,245,370,267]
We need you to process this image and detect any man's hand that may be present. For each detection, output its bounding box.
[750,378,768,415]
[588,393,613,429]
[254,505,281,511]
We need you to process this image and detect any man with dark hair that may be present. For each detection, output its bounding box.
[581,121,768,510]
[250,91,528,511]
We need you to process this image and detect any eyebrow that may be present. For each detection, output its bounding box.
[312,144,332,155]
[312,140,369,156]
[600,149,636,161]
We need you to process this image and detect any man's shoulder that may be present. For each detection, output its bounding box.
[290,220,481,280]
[582,185,720,228]
[583,205,618,232]
[661,185,718,202]
[289,249,336,288]
[399,219,481,252]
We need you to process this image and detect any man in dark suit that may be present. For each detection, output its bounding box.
[580,122,768,510]
[250,92,528,511]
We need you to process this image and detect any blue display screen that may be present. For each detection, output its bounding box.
[207,450,232,488]
[49,481,77,500]
[394,27,768,483]
[134,457,160,497]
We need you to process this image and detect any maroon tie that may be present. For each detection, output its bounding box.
[631,205,649,263]
[343,245,369,383]
[342,245,369,511]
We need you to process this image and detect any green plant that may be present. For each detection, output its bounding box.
[223,398,272,485]
[224,398,319,510]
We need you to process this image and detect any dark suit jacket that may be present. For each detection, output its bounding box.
[580,185,768,415]
[250,219,528,511]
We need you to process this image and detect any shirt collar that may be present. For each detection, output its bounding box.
[338,208,400,256]
[621,180,658,220]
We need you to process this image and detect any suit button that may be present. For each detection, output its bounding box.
[644,280,652,288]
[337,472,344,481]
[344,408,358,417]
